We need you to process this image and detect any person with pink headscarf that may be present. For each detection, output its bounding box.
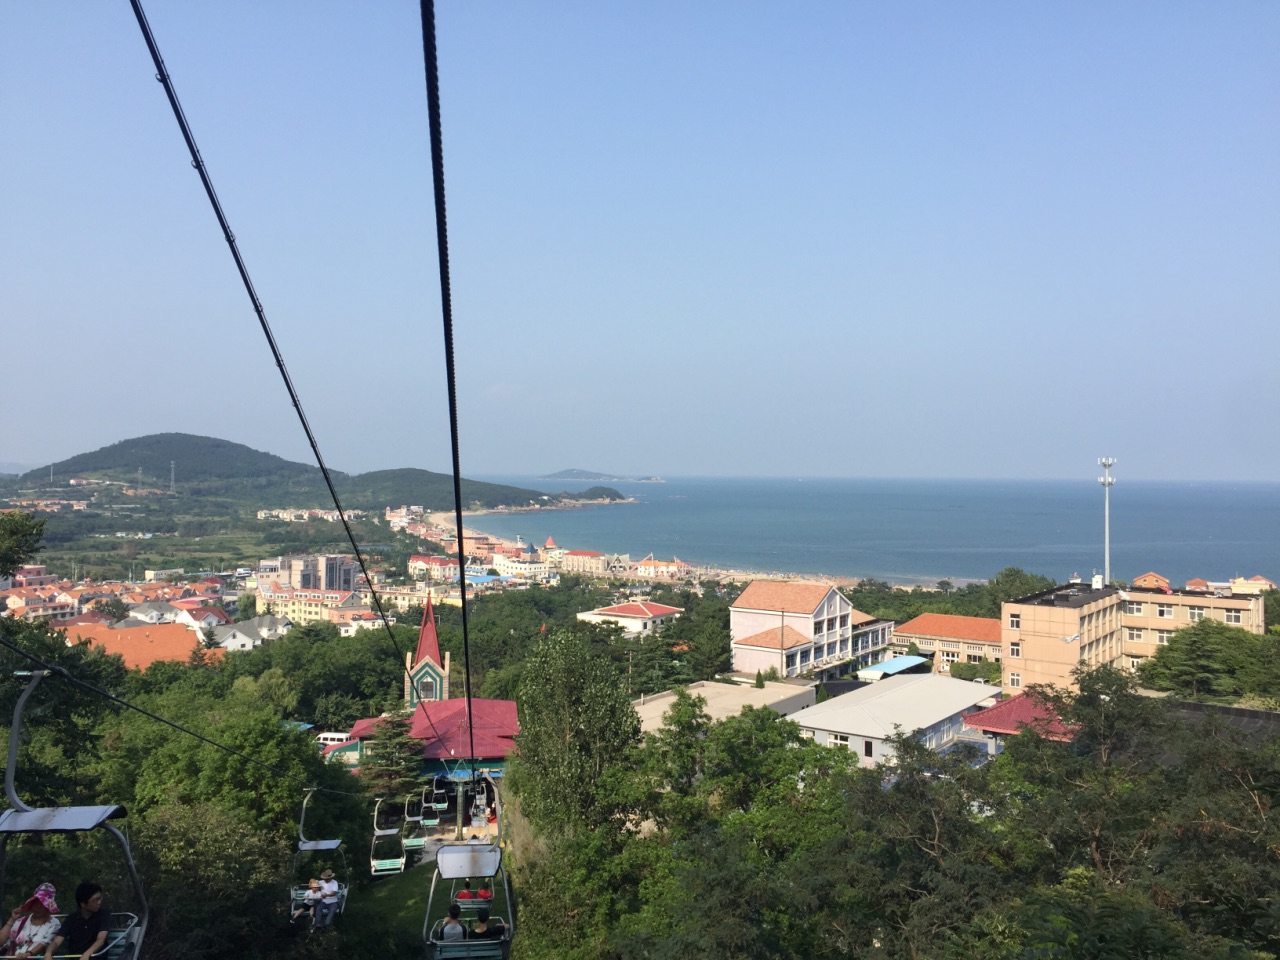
[0,882,61,959]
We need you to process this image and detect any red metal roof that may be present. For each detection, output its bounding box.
[962,693,1074,741]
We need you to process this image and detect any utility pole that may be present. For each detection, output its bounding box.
[170,460,175,495]
[1098,458,1116,585]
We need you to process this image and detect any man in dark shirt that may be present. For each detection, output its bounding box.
[47,882,110,960]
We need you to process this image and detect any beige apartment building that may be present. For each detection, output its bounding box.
[1001,579,1265,691]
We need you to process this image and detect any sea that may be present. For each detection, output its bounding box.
[466,476,1280,587]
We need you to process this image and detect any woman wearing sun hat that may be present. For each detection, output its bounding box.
[0,882,61,959]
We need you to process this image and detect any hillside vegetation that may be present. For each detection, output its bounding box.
[11,433,555,510]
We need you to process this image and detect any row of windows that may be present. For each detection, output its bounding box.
[1011,604,1246,633]
[1125,601,1243,623]
[814,614,852,635]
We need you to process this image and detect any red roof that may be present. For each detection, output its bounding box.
[593,602,682,619]
[896,613,1001,645]
[544,537,557,548]
[352,699,518,762]
[962,693,1074,741]
[410,698,518,759]
[414,594,441,668]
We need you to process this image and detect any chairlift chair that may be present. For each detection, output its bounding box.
[0,672,147,960]
[289,788,349,922]
[422,842,513,960]
[402,784,438,857]
[370,797,407,877]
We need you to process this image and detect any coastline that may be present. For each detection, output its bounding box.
[431,506,965,591]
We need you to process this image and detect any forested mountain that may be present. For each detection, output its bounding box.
[17,433,550,510]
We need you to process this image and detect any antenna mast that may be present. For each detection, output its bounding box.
[1098,458,1116,585]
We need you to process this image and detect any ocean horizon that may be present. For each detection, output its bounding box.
[467,476,1280,587]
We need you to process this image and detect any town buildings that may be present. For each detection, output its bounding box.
[1001,575,1266,691]
[729,581,893,680]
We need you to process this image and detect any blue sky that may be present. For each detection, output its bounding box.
[2,2,1277,481]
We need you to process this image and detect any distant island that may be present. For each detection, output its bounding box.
[540,468,664,483]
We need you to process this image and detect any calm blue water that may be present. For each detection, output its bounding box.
[468,477,1280,586]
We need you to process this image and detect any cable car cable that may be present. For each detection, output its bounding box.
[417,0,478,781]
[125,0,411,673]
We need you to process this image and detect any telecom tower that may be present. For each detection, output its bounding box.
[1098,458,1116,585]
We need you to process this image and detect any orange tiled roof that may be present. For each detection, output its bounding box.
[733,624,812,650]
[732,581,835,615]
[896,613,1001,645]
[62,622,221,671]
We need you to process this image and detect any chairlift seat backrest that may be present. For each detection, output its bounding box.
[435,844,500,880]
[298,839,343,852]
[0,805,126,833]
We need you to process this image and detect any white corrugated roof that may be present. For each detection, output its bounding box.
[789,674,1000,739]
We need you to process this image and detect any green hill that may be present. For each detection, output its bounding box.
[24,433,548,510]
[27,433,315,484]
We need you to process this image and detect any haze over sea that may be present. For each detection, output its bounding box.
[470,477,1279,587]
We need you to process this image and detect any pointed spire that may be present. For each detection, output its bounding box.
[415,593,442,669]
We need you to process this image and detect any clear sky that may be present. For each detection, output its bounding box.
[2,2,1277,481]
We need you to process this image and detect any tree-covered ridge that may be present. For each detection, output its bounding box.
[11,433,555,510]
[25,433,314,483]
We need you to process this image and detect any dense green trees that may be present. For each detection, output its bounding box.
[0,510,44,577]
[507,665,1280,959]
[1138,619,1280,702]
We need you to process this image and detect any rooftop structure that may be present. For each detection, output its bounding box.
[632,680,815,733]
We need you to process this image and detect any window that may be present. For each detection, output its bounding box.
[785,653,797,669]
[1009,672,1021,688]
[1123,601,1144,615]
[839,613,849,629]
[1127,628,1144,643]
[1009,642,1021,658]
[863,740,874,758]
[813,619,825,636]
[1008,613,1021,629]
[1188,606,1205,622]
[1156,631,1173,645]
[941,651,959,664]
[827,617,837,633]
[1226,609,1242,624]
[799,650,810,665]
[1157,604,1173,619]
[830,733,849,748]
[918,638,934,648]
[1129,657,1142,672]
[968,654,983,663]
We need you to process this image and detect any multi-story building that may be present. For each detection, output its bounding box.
[729,581,893,681]
[407,555,460,581]
[559,550,631,576]
[1001,577,1266,691]
[256,554,360,592]
[257,582,367,625]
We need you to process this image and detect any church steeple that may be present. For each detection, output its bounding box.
[405,593,449,706]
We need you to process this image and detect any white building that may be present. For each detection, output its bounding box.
[729,581,892,680]
[577,600,683,637]
[788,674,1000,767]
